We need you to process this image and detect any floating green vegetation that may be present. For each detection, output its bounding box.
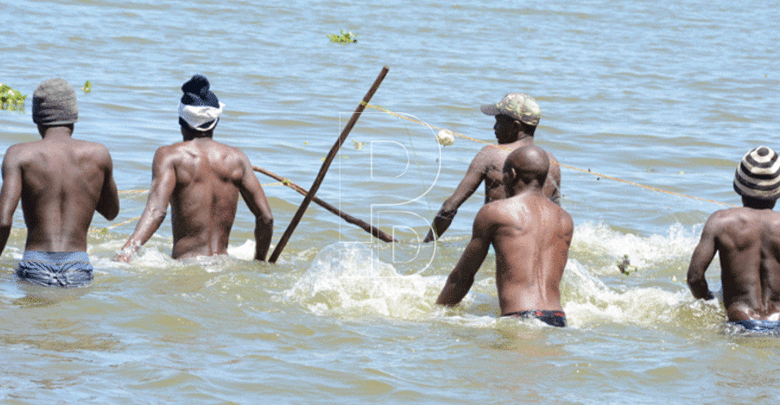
[1,83,27,111]
[82,81,92,93]
[616,254,638,275]
[328,29,357,44]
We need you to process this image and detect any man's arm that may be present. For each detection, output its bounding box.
[436,206,493,307]
[687,215,718,300]
[0,149,23,256]
[424,154,487,242]
[547,154,562,205]
[95,146,120,221]
[237,153,273,262]
[116,148,176,262]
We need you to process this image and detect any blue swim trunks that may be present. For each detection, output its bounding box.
[731,319,780,333]
[16,251,93,288]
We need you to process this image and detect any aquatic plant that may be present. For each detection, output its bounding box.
[616,254,638,275]
[0,83,26,111]
[328,30,357,44]
[82,81,92,93]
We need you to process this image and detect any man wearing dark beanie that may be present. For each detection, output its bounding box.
[117,74,273,262]
[0,78,120,287]
[687,146,780,333]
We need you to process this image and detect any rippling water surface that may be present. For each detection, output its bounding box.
[2,0,780,403]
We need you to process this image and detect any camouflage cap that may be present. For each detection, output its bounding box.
[480,93,541,126]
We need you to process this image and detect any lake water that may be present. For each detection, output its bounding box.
[2,0,780,403]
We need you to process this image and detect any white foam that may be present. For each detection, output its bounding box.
[286,242,439,320]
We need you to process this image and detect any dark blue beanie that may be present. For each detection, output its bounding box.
[180,74,219,108]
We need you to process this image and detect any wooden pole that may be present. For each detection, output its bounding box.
[253,166,396,242]
[269,66,390,263]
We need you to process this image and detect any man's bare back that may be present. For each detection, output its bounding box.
[118,135,273,261]
[165,138,265,258]
[117,74,273,262]
[687,146,780,330]
[437,145,573,325]
[1,130,119,253]
[688,207,780,321]
[480,192,572,313]
[1,78,119,287]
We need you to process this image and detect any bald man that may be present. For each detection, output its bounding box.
[436,145,573,326]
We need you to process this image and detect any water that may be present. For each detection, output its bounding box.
[2,0,780,402]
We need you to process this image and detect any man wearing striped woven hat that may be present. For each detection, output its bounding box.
[687,146,780,332]
[116,74,273,262]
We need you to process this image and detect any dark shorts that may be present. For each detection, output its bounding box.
[16,251,93,288]
[503,310,567,327]
[731,319,780,334]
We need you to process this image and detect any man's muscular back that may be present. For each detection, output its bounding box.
[8,136,115,252]
[487,192,573,313]
[709,208,780,320]
[161,138,249,258]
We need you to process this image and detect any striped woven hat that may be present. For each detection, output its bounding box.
[733,146,780,201]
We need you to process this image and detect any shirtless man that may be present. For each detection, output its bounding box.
[116,75,273,262]
[687,146,780,332]
[424,93,561,242]
[0,78,119,287]
[436,145,574,327]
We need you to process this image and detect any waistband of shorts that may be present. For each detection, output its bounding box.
[21,251,91,264]
[503,310,566,318]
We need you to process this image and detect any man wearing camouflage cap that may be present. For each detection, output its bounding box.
[0,78,119,287]
[424,93,562,243]
[687,146,780,333]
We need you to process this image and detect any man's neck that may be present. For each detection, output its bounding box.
[39,125,73,140]
[743,197,776,210]
[498,133,532,145]
[181,129,214,142]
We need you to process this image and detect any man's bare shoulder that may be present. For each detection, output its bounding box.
[476,196,522,225]
[154,140,199,159]
[73,139,112,161]
[705,207,780,230]
[469,144,508,170]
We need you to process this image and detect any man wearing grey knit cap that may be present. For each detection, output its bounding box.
[687,146,780,333]
[0,78,119,287]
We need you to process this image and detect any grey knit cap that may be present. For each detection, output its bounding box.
[32,78,78,125]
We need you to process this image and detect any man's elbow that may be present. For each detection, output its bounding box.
[106,206,120,221]
[99,204,120,221]
[687,277,712,300]
[0,216,12,230]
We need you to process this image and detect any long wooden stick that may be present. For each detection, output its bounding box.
[253,166,396,242]
[269,66,390,263]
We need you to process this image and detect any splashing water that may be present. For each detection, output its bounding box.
[286,243,440,320]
